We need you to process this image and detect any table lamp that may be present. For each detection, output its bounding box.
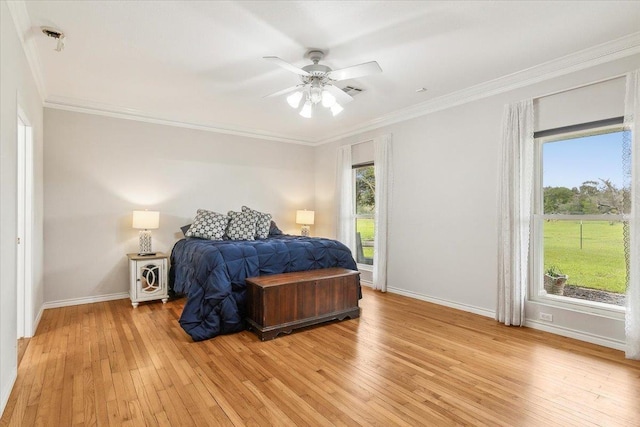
[132,210,159,255]
[296,210,315,237]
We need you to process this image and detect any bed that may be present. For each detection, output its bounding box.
[169,234,359,341]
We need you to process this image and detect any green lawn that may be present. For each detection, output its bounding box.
[356,218,374,259]
[544,220,626,293]
[354,219,626,292]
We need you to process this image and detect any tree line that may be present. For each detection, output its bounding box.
[544,179,627,215]
[355,166,375,214]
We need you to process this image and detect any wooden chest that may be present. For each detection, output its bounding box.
[245,268,360,340]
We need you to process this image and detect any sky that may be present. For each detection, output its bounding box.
[543,131,624,189]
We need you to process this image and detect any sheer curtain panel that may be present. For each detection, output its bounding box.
[497,100,534,326]
[373,135,393,292]
[336,145,355,254]
[625,70,640,360]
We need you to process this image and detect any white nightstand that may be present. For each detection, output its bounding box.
[127,252,169,307]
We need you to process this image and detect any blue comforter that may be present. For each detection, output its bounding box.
[170,235,358,341]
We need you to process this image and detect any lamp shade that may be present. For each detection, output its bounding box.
[321,90,336,107]
[299,101,313,118]
[287,91,303,108]
[330,103,344,116]
[296,210,315,225]
[132,210,159,230]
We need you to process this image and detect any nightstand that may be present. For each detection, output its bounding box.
[127,252,169,307]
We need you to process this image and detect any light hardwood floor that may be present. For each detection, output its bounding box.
[2,287,639,426]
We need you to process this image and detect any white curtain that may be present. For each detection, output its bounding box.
[373,135,393,292]
[336,145,355,254]
[625,70,640,359]
[497,99,534,326]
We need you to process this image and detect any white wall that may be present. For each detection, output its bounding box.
[315,54,640,348]
[0,0,45,416]
[43,109,315,303]
[316,100,502,313]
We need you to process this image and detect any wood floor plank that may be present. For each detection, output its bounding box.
[156,387,194,427]
[129,368,162,423]
[2,287,640,426]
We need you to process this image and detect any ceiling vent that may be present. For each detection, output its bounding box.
[342,86,364,96]
[41,26,65,52]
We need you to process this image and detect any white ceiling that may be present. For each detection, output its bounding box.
[17,1,640,144]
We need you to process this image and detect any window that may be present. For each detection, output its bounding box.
[534,125,626,309]
[354,163,375,266]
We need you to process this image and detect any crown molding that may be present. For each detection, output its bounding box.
[6,0,46,101]
[44,97,316,146]
[25,17,640,147]
[318,32,640,145]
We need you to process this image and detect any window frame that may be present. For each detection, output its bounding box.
[530,123,626,317]
[353,162,375,270]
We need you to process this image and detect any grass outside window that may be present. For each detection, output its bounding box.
[357,218,374,259]
[543,220,626,294]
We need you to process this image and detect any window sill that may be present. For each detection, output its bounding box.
[357,263,373,272]
[529,291,625,321]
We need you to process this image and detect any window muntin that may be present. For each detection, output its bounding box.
[354,164,374,266]
[535,127,626,308]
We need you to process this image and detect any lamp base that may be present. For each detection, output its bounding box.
[300,225,310,237]
[138,230,153,255]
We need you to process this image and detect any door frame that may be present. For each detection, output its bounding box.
[17,107,33,338]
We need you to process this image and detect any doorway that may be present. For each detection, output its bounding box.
[17,109,33,339]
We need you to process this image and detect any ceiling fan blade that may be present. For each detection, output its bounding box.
[263,56,310,76]
[324,84,354,105]
[329,61,382,81]
[263,85,304,98]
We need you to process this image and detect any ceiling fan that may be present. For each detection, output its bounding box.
[263,49,382,118]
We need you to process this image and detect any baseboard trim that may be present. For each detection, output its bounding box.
[0,367,17,419]
[31,305,44,336]
[43,292,129,310]
[384,287,626,351]
[525,319,626,352]
[386,286,495,318]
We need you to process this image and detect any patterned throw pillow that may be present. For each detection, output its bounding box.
[242,206,272,239]
[226,210,257,240]
[185,209,228,240]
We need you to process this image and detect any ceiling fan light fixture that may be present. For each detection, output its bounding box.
[300,101,313,118]
[309,86,322,104]
[264,50,381,119]
[286,91,303,108]
[321,90,336,108]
